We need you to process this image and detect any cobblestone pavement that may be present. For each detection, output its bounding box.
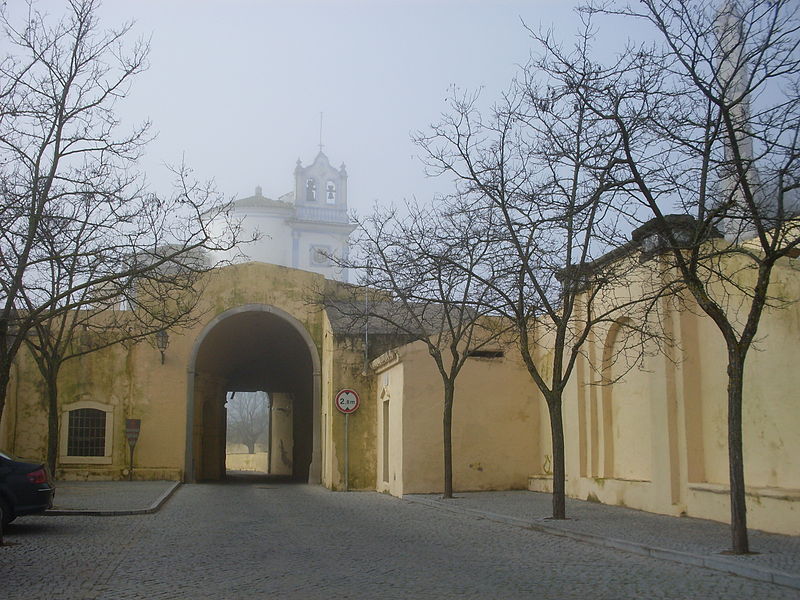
[2,482,798,600]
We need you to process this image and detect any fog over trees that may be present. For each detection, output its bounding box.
[343,1,799,555]
[575,0,800,555]
[0,0,242,467]
[226,391,269,455]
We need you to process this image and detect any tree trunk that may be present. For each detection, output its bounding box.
[726,350,749,554]
[442,381,454,499]
[46,375,59,477]
[0,365,10,435]
[548,397,566,519]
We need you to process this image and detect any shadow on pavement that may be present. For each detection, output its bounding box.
[220,471,297,485]
[3,519,70,536]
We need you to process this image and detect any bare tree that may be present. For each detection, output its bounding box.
[22,164,229,474]
[575,0,800,553]
[414,16,667,519]
[328,200,504,498]
[0,0,241,436]
[226,392,269,455]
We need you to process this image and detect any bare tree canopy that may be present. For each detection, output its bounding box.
[327,200,506,497]
[226,391,269,455]
[569,0,800,553]
[413,10,672,518]
[0,0,243,441]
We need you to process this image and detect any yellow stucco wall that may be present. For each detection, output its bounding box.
[375,353,404,496]
[269,393,294,476]
[226,451,269,472]
[321,313,336,488]
[323,333,376,491]
[2,253,797,534]
[374,339,540,496]
[541,256,800,535]
[0,262,369,484]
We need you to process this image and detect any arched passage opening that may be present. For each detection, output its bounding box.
[185,305,320,483]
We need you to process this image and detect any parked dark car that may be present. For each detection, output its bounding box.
[0,450,55,527]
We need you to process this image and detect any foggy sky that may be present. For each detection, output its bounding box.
[25,1,588,215]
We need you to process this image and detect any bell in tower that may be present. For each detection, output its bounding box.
[294,151,348,216]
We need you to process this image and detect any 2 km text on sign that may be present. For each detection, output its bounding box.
[335,389,360,414]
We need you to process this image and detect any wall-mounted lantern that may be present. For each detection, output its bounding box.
[79,325,91,351]
[155,330,169,365]
[1,316,19,354]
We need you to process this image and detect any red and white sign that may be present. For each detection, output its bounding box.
[334,389,360,414]
[125,418,141,448]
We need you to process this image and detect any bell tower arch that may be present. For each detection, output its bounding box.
[294,152,348,213]
[291,152,355,281]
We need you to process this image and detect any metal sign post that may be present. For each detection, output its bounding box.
[125,419,141,481]
[334,389,360,492]
[344,413,349,491]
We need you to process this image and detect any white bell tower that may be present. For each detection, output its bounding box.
[291,152,355,281]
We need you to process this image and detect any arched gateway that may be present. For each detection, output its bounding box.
[185,304,321,483]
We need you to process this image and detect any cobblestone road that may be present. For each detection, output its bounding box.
[1,482,797,599]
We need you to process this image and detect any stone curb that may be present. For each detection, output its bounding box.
[402,495,800,591]
[45,481,181,517]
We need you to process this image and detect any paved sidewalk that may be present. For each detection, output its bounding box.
[46,480,180,515]
[404,490,800,591]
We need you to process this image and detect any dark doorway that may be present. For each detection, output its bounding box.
[190,309,315,482]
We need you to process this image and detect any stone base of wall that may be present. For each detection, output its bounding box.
[57,466,182,481]
[529,474,800,535]
[225,452,269,473]
[686,483,800,535]
[528,474,553,493]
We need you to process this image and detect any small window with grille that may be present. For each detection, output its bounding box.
[67,408,107,456]
[59,400,113,464]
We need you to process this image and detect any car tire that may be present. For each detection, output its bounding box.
[0,498,14,527]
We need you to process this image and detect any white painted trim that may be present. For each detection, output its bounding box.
[59,400,114,465]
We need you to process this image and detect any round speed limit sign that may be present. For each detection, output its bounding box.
[335,389,360,414]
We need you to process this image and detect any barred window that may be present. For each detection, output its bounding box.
[67,408,106,456]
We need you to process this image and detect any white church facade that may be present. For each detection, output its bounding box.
[214,151,356,282]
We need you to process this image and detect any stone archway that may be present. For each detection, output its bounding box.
[184,304,321,483]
